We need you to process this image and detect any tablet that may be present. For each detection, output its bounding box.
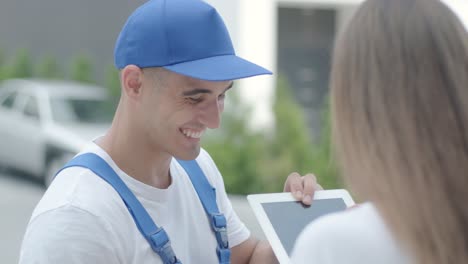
[247,189,355,264]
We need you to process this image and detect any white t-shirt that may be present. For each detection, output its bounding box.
[19,142,250,264]
[291,203,412,264]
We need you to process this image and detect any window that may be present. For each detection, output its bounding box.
[277,7,336,140]
[22,96,40,120]
[0,91,18,109]
[50,97,113,124]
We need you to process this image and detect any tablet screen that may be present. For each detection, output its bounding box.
[261,198,347,255]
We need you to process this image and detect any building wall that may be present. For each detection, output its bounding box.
[0,0,148,83]
[0,0,364,133]
[0,0,466,133]
[229,0,467,135]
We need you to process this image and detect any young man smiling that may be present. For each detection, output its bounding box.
[19,0,320,263]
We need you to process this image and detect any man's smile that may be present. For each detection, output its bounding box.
[180,128,205,139]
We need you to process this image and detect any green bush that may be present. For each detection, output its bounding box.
[70,55,94,83]
[202,91,267,194]
[0,49,7,81]
[262,76,316,191]
[203,77,342,194]
[307,100,342,189]
[8,49,33,79]
[104,64,121,110]
[37,56,62,79]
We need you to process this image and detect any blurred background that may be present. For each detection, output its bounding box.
[0,0,466,263]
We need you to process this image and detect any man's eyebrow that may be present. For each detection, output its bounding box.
[182,89,212,96]
[182,82,234,96]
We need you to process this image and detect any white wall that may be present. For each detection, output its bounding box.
[204,0,240,49]
[237,0,277,130]
[206,0,355,130]
[204,0,276,130]
[442,0,468,29]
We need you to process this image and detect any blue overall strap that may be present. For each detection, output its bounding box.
[176,159,231,264]
[56,153,181,264]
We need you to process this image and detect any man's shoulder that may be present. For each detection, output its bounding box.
[20,199,126,264]
[31,166,128,223]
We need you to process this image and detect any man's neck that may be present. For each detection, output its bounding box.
[97,127,173,189]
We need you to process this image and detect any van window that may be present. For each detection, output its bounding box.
[0,91,18,109]
[22,96,40,120]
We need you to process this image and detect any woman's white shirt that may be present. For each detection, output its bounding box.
[291,203,412,264]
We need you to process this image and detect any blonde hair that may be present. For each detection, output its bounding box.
[330,0,468,263]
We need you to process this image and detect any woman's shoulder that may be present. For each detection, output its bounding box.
[294,203,381,249]
[291,203,410,264]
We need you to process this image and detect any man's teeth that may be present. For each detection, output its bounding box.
[182,129,203,138]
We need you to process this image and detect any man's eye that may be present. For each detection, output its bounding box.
[187,96,203,103]
[218,93,226,100]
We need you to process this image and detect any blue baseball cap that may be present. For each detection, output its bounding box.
[114,0,272,81]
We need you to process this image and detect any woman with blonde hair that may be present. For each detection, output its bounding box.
[291,0,468,263]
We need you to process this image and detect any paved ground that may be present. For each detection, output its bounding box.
[0,170,264,264]
[0,171,44,264]
[229,195,266,240]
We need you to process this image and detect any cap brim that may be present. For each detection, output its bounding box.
[163,55,272,81]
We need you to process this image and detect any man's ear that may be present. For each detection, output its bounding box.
[121,65,144,100]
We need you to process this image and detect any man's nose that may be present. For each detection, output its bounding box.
[200,99,222,129]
